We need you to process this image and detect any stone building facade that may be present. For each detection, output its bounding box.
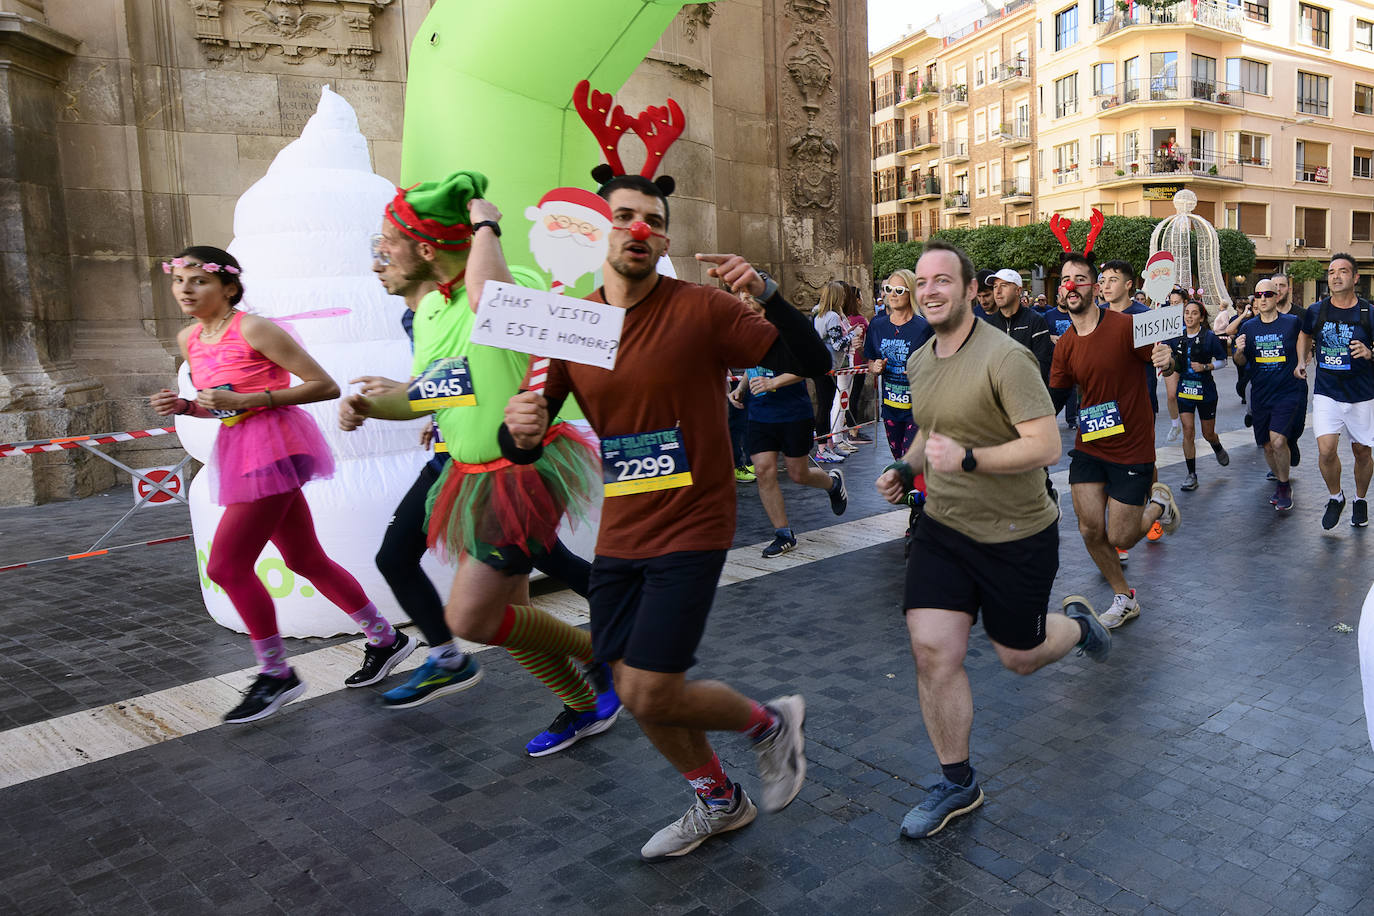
[0,0,870,505]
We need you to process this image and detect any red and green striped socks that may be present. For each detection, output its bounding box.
[493,605,596,712]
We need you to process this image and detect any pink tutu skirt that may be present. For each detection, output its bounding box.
[208,405,335,505]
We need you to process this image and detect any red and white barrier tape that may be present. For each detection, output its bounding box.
[0,534,191,572]
[0,426,176,459]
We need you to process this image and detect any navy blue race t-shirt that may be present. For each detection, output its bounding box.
[743,367,812,424]
[1169,329,1226,404]
[1303,298,1374,403]
[1240,313,1305,409]
[862,312,934,421]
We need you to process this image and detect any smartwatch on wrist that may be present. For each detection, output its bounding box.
[472,219,501,237]
[961,447,978,472]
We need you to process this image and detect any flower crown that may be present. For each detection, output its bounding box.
[162,257,241,275]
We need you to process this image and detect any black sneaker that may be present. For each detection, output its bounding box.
[1353,498,1369,528]
[827,470,848,516]
[224,670,307,724]
[1289,439,1301,467]
[345,629,416,687]
[762,529,797,558]
[1322,496,1346,530]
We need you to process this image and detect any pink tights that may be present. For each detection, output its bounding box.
[206,489,370,641]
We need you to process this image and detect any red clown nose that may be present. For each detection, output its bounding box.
[628,221,653,241]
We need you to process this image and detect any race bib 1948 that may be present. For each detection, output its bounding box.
[409,357,476,408]
[601,427,692,497]
[883,380,911,410]
[1078,400,1125,441]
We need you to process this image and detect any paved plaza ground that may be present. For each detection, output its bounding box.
[2,370,1373,915]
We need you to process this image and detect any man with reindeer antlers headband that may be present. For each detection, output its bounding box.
[502,81,831,860]
[1047,210,1180,630]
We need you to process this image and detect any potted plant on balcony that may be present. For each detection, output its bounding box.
[1130,162,1139,174]
[1115,168,1126,176]
[1208,164,1218,175]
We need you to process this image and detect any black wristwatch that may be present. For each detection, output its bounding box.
[961,447,978,472]
[472,219,501,237]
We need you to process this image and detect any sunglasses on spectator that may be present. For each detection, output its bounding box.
[1254,291,1277,298]
[882,285,908,295]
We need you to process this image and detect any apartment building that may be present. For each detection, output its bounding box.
[936,1,1039,229]
[1034,0,1374,271]
[869,3,1038,243]
[873,0,1374,273]
[871,30,943,243]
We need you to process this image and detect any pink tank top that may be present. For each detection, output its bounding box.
[186,312,289,392]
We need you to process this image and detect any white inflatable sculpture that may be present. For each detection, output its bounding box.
[1147,189,1232,315]
[176,86,447,637]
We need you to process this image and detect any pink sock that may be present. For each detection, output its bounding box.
[741,701,778,740]
[250,635,291,678]
[346,601,395,647]
[684,755,734,804]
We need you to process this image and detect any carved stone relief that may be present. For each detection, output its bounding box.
[681,2,715,42]
[187,0,392,74]
[785,0,832,24]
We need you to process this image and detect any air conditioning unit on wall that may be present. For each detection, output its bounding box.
[1289,238,1306,247]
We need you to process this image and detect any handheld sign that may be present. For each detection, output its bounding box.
[470,280,625,371]
[1142,250,1177,304]
[1133,303,1185,348]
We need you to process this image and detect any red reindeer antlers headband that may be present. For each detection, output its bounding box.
[573,79,685,190]
[1050,208,1106,261]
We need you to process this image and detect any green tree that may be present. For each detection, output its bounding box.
[1088,216,1160,274]
[1215,228,1256,279]
[1287,258,1326,282]
[998,222,1060,274]
[872,240,922,281]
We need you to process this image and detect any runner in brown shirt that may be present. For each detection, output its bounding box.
[1049,253,1179,629]
[501,174,830,860]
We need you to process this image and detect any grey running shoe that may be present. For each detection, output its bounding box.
[640,786,757,860]
[753,694,806,812]
[1062,595,1110,662]
[1150,482,1181,534]
[1213,443,1230,466]
[900,774,984,839]
[1181,473,1199,492]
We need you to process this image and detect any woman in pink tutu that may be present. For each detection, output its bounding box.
[150,246,414,723]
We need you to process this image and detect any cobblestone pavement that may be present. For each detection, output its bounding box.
[3,370,1373,915]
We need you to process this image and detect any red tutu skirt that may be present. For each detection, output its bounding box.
[425,423,598,562]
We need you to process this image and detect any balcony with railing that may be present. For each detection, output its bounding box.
[993,56,1030,86]
[1000,178,1033,202]
[941,85,969,109]
[913,175,941,200]
[1051,164,1081,185]
[1093,153,1246,184]
[898,79,939,108]
[942,138,969,162]
[998,119,1032,146]
[1096,78,1247,116]
[900,129,939,155]
[1296,165,1330,184]
[1097,0,1244,41]
[943,192,971,212]
[1054,98,1080,118]
[875,183,900,204]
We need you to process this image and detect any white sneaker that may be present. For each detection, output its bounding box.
[753,694,807,812]
[1097,591,1140,629]
[833,440,859,453]
[640,787,757,860]
[1166,425,1182,444]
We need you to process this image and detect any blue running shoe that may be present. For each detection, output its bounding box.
[380,656,482,709]
[900,774,984,839]
[526,700,620,757]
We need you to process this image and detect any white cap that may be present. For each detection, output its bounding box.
[992,268,1023,287]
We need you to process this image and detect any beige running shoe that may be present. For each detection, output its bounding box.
[1150,482,1181,535]
[640,786,757,860]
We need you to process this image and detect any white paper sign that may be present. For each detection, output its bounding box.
[470,280,625,370]
[1133,303,1185,348]
[1142,250,1177,304]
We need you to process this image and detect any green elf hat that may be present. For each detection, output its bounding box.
[386,170,489,251]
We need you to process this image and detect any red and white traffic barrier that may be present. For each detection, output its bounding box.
[0,426,176,459]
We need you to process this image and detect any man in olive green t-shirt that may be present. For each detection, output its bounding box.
[874,241,1111,841]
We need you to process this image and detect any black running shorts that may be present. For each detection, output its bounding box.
[1067,449,1153,506]
[589,549,727,673]
[1176,397,1217,421]
[903,515,1058,651]
[748,418,814,459]
[1252,396,1305,447]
